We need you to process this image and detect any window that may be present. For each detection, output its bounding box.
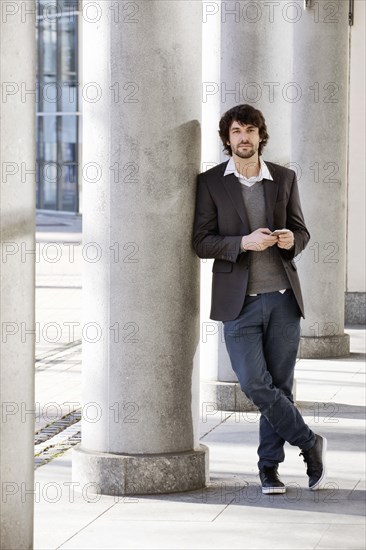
[36,0,80,212]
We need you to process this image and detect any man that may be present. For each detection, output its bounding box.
[193,104,327,494]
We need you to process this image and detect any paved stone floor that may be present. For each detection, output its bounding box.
[33,212,365,550]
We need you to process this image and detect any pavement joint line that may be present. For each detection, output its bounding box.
[36,339,81,359]
[36,358,81,371]
[313,523,332,550]
[55,501,118,550]
[350,365,366,378]
[200,412,235,439]
[37,274,81,277]
[36,285,83,290]
[36,276,81,280]
[36,341,81,370]
[328,388,342,402]
[210,495,243,522]
[347,479,362,498]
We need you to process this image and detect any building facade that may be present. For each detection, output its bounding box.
[36,0,80,212]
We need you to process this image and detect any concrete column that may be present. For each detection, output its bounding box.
[73,0,208,495]
[200,1,229,413]
[0,1,36,548]
[346,0,366,325]
[291,0,350,357]
[220,0,294,163]
[219,0,295,375]
[200,1,247,411]
[201,1,296,411]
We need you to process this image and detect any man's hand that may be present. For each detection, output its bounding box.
[277,230,295,250]
[241,228,278,252]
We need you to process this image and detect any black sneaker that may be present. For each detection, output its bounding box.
[299,434,327,490]
[259,466,286,494]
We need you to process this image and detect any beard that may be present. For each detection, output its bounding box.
[232,143,258,159]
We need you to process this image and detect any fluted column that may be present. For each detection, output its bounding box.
[291,0,350,357]
[73,0,208,495]
[0,1,36,548]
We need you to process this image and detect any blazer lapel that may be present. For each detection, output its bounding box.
[222,172,250,234]
[221,160,279,232]
[263,162,279,230]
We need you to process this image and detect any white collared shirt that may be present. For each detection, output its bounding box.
[224,156,288,292]
[224,156,273,187]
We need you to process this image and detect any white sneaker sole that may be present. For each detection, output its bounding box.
[262,486,286,494]
[310,436,328,491]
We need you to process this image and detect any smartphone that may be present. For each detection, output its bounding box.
[270,229,290,236]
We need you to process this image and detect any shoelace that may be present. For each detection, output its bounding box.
[299,450,321,475]
[262,467,280,482]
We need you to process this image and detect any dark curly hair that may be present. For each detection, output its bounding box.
[219,104,269,156]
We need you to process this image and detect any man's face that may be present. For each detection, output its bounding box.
[227,121,261,159]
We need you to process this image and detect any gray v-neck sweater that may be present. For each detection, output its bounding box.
[241,181,291,295]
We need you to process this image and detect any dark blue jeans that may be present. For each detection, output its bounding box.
[223,289,316,469]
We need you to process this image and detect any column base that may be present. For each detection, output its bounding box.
[201,380,257,412]
[298,334,350,358]
[345,292,366,325]
[72,444,209,496]
[200,380,297,412]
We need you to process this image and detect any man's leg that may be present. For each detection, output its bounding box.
[258,289,301,469]
[223,293,315,456]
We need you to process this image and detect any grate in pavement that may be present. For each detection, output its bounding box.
[34,408,81,445]
[34,408,82,469]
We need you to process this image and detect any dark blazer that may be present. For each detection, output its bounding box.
[192,159,310,321]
